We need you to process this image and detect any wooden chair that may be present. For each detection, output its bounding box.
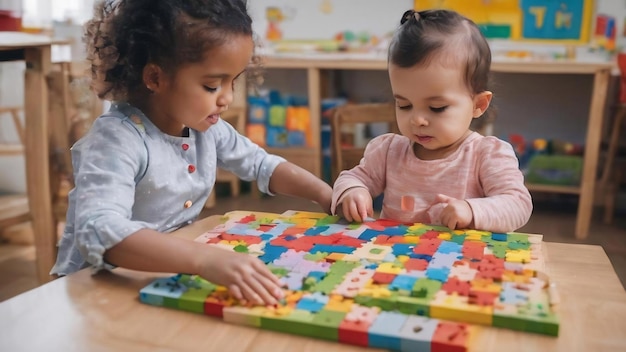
[330,103,398,182]
[600,104,626,224]
[49,62,102,226]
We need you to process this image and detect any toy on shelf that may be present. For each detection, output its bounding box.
[593,14,616,53]
[247,91,312,148]
[140,210,559,351]
[509,134,584,186]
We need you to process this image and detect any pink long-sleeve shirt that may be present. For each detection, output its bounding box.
[331,133,532,233]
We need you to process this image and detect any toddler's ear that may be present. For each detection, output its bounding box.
[142,63,165,92]
[472,91,493,118]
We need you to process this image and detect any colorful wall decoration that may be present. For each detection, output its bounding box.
[414,0,594,43]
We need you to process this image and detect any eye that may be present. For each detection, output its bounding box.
[430,106,448,113]
[397,104,412,111]
[203,85,219,93]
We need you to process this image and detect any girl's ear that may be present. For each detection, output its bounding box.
[142,63,165,93]
[472,91,493,118]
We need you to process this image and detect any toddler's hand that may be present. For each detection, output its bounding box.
[435,194,473,230]
[340,187,373,222]
[198,247,283,306]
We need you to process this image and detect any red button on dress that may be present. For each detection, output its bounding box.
[182,143,189,151]
[188,164,196,173]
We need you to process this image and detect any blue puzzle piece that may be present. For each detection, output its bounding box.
[389,275,418,292]
[228,223,256,235]
[391,244,414,256]
[307,271,327,281]
[304,226,327,235]
[409,254,433,261]
[500,282,529,305]
[260,234,273,242]
[437,241,462,254]
[358,229,384,241]
[258,244,288,264]
[296,298,326,313]
[381,225,409,236]
[426,267,450,282]
[491,233,508,241]
[429,252,461,269]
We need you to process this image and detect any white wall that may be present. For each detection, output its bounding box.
[248,0,412,41]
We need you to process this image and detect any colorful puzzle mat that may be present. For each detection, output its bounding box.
[140,211,559,351]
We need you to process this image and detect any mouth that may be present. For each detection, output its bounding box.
[206,113,220,125]
[416,135,433,143]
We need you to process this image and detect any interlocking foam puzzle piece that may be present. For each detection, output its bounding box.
[140,210,558,350]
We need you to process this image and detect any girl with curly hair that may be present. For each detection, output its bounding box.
[52,0,332,306]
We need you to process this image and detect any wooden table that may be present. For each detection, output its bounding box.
[1,214,625,351]
[0,32,57,284]
[261,53,613,239]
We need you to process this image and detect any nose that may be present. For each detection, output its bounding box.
[411,113,428,127]
[217,86,234,108]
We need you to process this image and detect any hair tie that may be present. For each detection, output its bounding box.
[400,10,420,25]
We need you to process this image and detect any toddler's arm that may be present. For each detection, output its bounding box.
[466,138,533,232]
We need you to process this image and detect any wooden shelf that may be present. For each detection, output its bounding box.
[265,147,320,176]
[526,183,581,195]
[0,143,23,156]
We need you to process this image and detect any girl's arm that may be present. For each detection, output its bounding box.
[213,120,332,212]
[268,162,333,213]
[104,229,283,305]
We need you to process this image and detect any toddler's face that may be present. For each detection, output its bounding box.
[154,34,254,135]
[389,57,490,160]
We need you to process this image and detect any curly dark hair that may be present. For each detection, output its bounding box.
[85,0,255,100]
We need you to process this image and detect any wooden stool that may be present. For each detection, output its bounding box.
[600,104,626,224]
[0,103,30,234]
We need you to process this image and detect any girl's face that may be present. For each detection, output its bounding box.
[389,57,491,160]
[148,34,254,136]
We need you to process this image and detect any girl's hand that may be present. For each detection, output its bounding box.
[340,187,373,222]
[198,247,283,306]
[435,194,474,230]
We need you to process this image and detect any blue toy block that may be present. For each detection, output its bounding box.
[266,126,288,147]
[287,130,306,146]
[247,96,269,124]
[368,311,409,350]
